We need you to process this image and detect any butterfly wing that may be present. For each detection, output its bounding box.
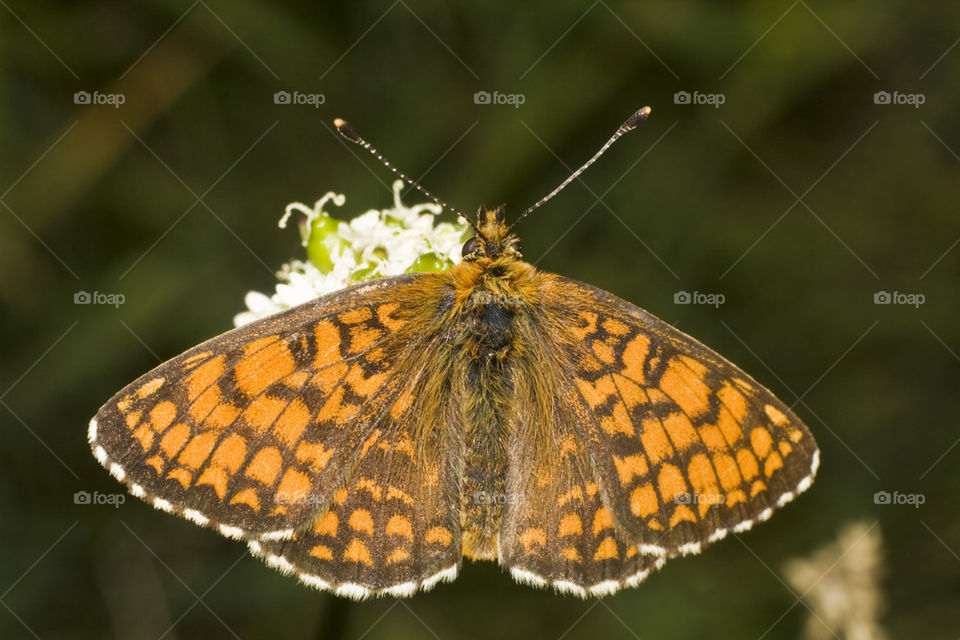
[497,378,665,595]
[248,400,463,598]
[497,274,818,593]
[89,274,461,562]
[541,276,819,557]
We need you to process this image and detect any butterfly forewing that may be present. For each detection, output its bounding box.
[90,274,449,542]
[541,277,819,557]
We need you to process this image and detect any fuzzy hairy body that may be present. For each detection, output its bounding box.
[442,257,546,559]
[334,252,562,562]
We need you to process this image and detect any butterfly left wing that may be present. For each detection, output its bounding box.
[88,274,457,545]
[248,402,463,599]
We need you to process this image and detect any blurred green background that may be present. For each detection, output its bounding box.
[2,1,958,638]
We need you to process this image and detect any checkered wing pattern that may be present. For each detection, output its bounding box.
[541,277,819,558]
[498,375,665,595]
[89,274,458,562]
[249,413,462,598]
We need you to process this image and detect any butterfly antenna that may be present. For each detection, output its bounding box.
[333,118,478,232]
[510,106,652,231]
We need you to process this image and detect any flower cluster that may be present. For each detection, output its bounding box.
[234,180,469,327]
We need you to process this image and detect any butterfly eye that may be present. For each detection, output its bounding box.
[461,236,481,259]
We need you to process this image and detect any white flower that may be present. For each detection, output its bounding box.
[234,180,468,327]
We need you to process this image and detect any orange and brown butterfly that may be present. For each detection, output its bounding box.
[89,106,818,599]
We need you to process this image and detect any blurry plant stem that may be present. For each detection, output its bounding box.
[314,597,351,640]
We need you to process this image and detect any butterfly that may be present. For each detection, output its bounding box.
[89,107,818,599]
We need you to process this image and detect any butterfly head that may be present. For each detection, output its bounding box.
[461,206,522,262]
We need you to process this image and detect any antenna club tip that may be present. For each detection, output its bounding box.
[621,106,653,130]
[334,118,362,143]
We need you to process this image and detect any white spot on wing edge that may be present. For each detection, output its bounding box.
[87,417,98,444]
[776,491,796,507]
[421,564,458,591]
[218,524,246,539]
[382,581,418,598]
[623,570,648,588]
[509,567,548,588]
[93,445,108,466]
[108,462,126,482]
[637,543,669,556]
[676,541,702,556]
[183,508,210,526]
[552,580,586,597]
[733,519,755,533]
[264,553,295,575]
[623,555,666,588]
[335,583,371,600]
[587,580,620,597]
[707,528,728,544]
[259,528,295,541]
[298,573,332,592]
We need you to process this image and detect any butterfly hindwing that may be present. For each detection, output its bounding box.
[541,277,819,557]
[497,373,665,595]
[248,409,463,598]
[89,274,454,543]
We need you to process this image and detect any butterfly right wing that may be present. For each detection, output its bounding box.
[89,274,456,544]
[497,378,665,595]
[541,276,819,557]
[498,272,818,594]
